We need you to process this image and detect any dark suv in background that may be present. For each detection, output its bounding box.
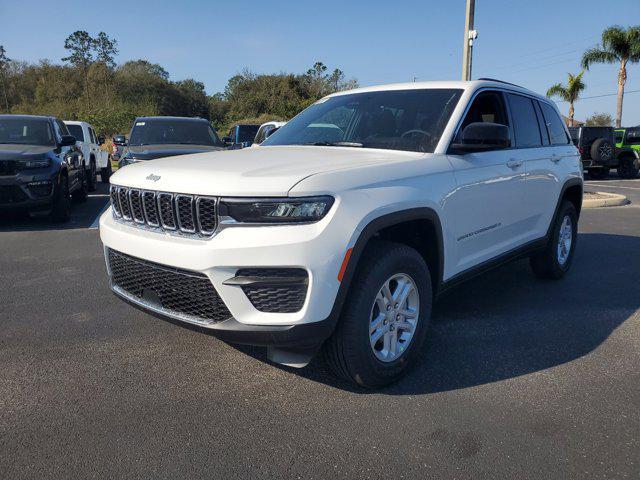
[0,115,87,222]
[118,117,225,168]
[569,126,639,179]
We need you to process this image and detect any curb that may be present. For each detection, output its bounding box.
[583,191,629,209]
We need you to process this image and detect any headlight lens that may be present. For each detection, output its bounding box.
[18,158,50,169]
[219,196,334,224]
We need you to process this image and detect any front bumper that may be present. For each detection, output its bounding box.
[100,203,348,346]
[0,166,59,211]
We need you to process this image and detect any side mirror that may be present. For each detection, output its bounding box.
[451,122,510,153]
[60,135,76,147]
[98,136,105,144]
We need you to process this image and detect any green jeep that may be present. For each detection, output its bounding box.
[614,128,640,178]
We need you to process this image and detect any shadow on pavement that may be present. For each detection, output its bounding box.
[0,182,110,232]
[231,232,640,394]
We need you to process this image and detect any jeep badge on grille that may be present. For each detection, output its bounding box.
[146,174,161,182]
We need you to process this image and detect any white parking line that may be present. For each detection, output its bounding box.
[89,203,109,229]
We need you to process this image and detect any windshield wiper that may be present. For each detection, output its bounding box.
[308,141,363,148]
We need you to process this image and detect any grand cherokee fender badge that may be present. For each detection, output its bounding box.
[146,174,161,182]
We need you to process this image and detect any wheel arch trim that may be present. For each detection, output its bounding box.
[326,207,444,328]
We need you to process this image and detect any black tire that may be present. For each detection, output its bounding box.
[617,156,639,179]
[590,138,614,163]
[50,175,70,222]
[324,240,432,388]
[101,160,112,183]
[587,167,610,180]
[530,201,578,280]
[72,168,88,203]
[87,159,97,192]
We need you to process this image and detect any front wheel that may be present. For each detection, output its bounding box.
[101,160,112,183]
[50,175,70,222]
[325,241,432,388]
[530,201,578,279]
[87,160,97,192]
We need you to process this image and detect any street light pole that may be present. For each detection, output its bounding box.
[461,0,477,81]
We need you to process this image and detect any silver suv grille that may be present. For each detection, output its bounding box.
[110,185,217,237]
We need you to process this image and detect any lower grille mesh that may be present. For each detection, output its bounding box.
[236,268,308,313]
[108,249,231,323]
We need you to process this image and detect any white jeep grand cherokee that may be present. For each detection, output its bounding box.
[100,79,582,388]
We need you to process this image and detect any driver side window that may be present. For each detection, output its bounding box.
[458,91,509,140]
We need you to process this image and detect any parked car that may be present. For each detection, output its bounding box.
[0,115,87,222]
[111,135,127,163]
[64,120,111,188]
[613,127,640,178]
[101,79,583,388]
[118,117,225,168]
[222,124,260,149]
[568,126,638,179]
[253,121,287,145]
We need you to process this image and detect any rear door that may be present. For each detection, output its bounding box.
[534,101,577,237]
[505,92,552,243]
[447,89,528,274]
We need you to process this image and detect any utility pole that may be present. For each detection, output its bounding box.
[461,0,477,81]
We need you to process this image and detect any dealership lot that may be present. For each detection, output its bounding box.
[1,180,638,479]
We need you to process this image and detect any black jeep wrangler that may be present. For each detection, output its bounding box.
[569,126,639,179]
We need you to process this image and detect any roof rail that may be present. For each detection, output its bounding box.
[477,78,524,88]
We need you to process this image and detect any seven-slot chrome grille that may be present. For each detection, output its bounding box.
[110,185,217,237]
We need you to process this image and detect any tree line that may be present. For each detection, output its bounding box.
[547,25,640,127]
[0,31,357,137]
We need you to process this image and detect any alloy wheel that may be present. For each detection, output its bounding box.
[369,273,419,362]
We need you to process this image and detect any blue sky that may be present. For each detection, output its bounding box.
[2,0,639,124]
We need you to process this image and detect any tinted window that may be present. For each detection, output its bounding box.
[263,88,463,153]
[540,102,570,145]
[0,118,55,146]
[66,124,85,142]
[236,125,260,144]
[534,101,550,145]
[507,94,541,148]
[627,130,640,145]
[129,120,222,147]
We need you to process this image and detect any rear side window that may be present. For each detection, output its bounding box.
[540,102,570,145]
[507,94,541,148]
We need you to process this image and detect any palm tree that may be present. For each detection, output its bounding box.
[582,26,640,128]
[546,72,586,127]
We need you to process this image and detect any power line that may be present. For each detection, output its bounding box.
[553,89,640,102]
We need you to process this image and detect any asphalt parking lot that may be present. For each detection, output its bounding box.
[1,178,639,479]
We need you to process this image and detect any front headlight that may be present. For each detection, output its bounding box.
[219,196,334,224]
[18,158,50,169]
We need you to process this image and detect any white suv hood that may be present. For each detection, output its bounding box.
[109,145,420,196]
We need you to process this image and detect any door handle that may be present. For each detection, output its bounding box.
[506,159,523,169]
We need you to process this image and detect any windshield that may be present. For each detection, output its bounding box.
[66,124,85,142]
[0,118,55,146]
[129,120,222,147]
[236,125,260,144]
[262,88,463,153]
